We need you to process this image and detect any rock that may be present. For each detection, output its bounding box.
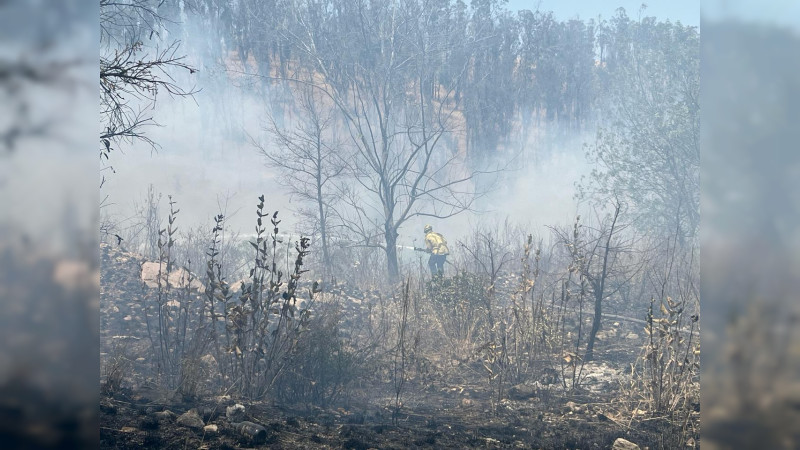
[141,262,205,292]
[154,410,176,421]
[120,426,137,433]
[612,437,641,450]
[214,394,232,404]
[226,403,246,422]
[199,405,220,421]
[625,333,640,340]
[177,409,205,429]
[203,424,218,435]
[564,401,581,413]
[507,384,536,400]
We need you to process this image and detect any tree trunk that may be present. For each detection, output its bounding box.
[317,164,330,272]
[585,291,603,361]
[385,225,400,282]
[318,200,330,271]
[584,202,620,362]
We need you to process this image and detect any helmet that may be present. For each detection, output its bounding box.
[424,224,433,233]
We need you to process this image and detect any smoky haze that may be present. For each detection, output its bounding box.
[97,2,700,449]
[101,5,603,258]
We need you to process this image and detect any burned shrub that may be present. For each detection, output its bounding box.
[272,300,360,407]
[426,271,490,356]
[101,341,132,396]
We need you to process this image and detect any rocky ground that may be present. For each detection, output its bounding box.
[100,242,698,449]
[100,382,686,449]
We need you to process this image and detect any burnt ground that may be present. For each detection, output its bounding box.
[100,242,698,449]
[100,377,689,449]
[100,342,696,450]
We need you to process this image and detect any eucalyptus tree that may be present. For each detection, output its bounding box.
[581,12,699,243]
[460,0,518,163]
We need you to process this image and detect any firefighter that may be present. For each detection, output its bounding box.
[423,224,449,277]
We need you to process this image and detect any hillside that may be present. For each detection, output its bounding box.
[100,241,696,449]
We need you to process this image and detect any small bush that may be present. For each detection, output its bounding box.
[273,300,360,406]
[426,271,489,356]
[102,341,132,395]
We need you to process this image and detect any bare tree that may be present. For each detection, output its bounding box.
[275,0,497,280]
[580,200,640,361]
[549,200,643,362]
[254,86,345,272]
[100,0,197,172]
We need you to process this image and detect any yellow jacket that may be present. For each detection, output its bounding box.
[425,232,450,255]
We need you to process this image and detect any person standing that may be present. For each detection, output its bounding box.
[423,224,449,277]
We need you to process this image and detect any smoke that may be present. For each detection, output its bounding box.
[100,6,599,274]
[398,127,593,253]
[100,12,297,238]
[483,130,593,230]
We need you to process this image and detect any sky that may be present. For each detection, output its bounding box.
[506,0,800,30]
[505,0,699,26]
